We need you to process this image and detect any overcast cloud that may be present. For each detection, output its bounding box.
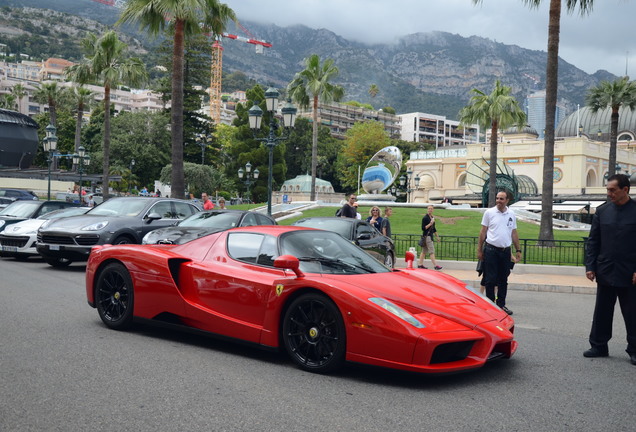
[231,0,635,78]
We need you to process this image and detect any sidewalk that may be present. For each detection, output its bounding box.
[396,259,596,295]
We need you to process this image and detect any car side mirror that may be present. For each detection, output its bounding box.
[145,212,162,223]
[357,233,371,241]
[274,255,304,278]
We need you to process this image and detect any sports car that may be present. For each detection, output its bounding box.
[86,226,517,375]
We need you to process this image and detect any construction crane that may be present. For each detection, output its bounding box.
[88,0,271,123]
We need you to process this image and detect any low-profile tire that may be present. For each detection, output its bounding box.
[282,293,346,373]
[384,252,395,268]
[112,235,134,245]
[45,257,72,268]
[95,262,134,330]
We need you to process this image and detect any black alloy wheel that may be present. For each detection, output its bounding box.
[95,262,134,330]
[112,236,133,245]
[282,293,346,373]
[384,252,395,268]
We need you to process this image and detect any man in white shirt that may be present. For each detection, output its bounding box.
[477,190,522,315]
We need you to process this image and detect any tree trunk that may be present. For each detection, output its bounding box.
[103,85,111,201]
[488,121,498,207]
[73,101,83,172]
[538,0,560,245]
[170,20,186,199]
[310,95,318,201]
[608,108,619,177]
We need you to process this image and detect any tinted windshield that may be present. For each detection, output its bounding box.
[180,211,242,228]
[293,218,352,238]
[0,201,39,217]
[89,198,148,217]
[39,207,89,220]
[279,230,390,275]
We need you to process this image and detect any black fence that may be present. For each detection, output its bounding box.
[393,234,587,266]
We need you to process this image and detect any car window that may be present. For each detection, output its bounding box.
[181,211,242,228]
[149,201,174,219]
[356,223,375,238]
[36,203,67,217]
[0,201,39,217]
[173,202,197,219]
[90,199,147,217]
[294,218,351,238]
[227,232,264,263]
[256,235,278,266]
[240,213,258,227]
[255,214,275,225]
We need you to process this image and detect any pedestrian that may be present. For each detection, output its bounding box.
[85,194,95,207]
[417,205,442,270]
[218,198,227,210]
[366,206,383,230]
[477,190,521,315]
[583,174,636,365]
[338,194,357,218]
[352,202,362,219]
[381,207,392,238]
[201,193,214,210]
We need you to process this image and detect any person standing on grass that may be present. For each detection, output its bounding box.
[417,205,442,270]
[381,207,392,238]
[477,190,521,316]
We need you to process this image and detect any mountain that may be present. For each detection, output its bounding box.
[0,0,617,119]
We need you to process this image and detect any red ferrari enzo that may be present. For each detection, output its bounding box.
[86,226,517,374]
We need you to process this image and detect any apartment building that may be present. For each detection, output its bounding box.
[399,112,480,148]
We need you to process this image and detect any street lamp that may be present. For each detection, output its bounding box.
[42,124,58,201]
[129,158,135,194]
[238,162,259,203]
[597,129,603,141]
[72,146,90,201]
[248,89,297,216]
[195,133,212,165]
[399,169,420,203]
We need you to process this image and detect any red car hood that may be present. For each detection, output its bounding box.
[322,269,504,328]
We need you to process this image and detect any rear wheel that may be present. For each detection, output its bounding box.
[282,293,346,373]
[95,262,134,330]
[112,235,134,245]
[45,257,72,268]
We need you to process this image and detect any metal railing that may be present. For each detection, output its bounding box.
[393,234,587,266]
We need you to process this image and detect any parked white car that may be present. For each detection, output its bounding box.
[0,207,91,260]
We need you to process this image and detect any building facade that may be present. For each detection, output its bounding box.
[399,112,480,148]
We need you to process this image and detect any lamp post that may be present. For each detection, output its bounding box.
[42,124,58,201]
[72,146,90,202]
[399,169,420,203]
[248,88,297,216]
[195,133,211,165]
[129,158,135,195]
[238,162,259,203]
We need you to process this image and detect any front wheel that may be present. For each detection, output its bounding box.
[384,252,395,268]
[95,262,134,330]
[282,293,346,373]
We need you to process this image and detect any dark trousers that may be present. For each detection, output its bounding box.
[483,245,511,307]
[589,283,636,354]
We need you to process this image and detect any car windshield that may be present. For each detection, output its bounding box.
[293,218,352,238]
[180,211,242,228]
[88,198,148,217]
[38,207,89,220]
[279,230,390,275]
[0,201,39,217]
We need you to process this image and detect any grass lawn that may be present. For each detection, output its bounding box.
[232,203,590,241]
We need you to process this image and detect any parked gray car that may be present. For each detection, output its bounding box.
[36,197,200,267]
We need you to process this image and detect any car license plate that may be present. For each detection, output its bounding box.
[49,245,60,251]
[1,246,17,252]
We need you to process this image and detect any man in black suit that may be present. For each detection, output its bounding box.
[584,174,636,365]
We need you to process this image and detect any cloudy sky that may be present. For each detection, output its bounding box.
[232,0,635,78]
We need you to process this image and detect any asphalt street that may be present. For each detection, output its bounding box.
[1,257,633,432]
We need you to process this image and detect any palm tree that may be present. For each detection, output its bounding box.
[66,30,147,200]
[10,83,27,113]
[459,80,526,207]
[288,54,345,201]
[586,77,636,178]
[0,94,17,110]
[368,84,379,98]
[118,0,236,199]
[33,82,68,127]
[70,86,95,168]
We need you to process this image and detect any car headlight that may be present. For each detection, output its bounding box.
[81,221,109,231]
[0,220,5,229]
[141,232,153,244]
[368,297,425,328]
